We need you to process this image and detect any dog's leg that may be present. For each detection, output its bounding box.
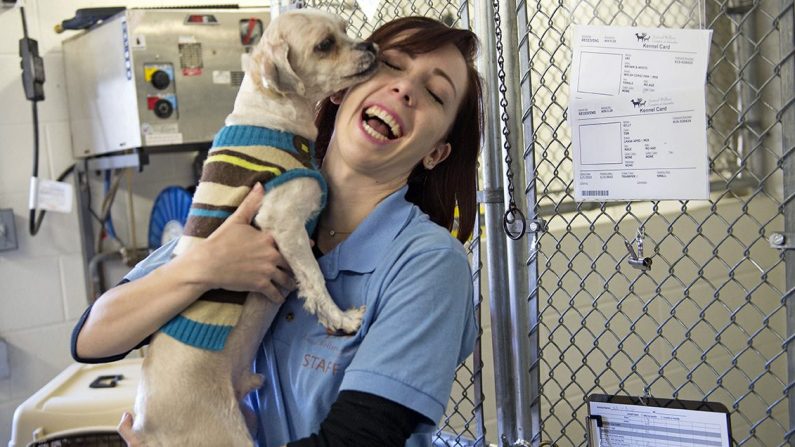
[255,178,365,332]
[236,372,265,401]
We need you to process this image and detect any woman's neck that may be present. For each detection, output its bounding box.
[317,155,406,252]
[321,173,400,233]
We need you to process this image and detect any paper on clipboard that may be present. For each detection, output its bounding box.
[567,25,712,201]
[588,400,731,447]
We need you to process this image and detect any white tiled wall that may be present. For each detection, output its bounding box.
[0,1,265,444]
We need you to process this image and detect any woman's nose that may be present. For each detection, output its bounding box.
[391,82,414,107]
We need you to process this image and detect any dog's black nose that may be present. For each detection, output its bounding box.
[356,41,377,54]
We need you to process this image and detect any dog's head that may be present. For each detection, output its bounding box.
[250,9,378,100]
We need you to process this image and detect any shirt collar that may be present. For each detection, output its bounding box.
[318,185,414,278]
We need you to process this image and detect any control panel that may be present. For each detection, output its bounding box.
[144,63,177,120]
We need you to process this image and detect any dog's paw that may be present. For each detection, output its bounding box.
[341,305,366,332]
[319,306,366,334]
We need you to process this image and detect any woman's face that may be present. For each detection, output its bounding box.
[326,42,468,185]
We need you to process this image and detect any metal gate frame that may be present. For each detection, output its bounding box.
[780,0,794,441]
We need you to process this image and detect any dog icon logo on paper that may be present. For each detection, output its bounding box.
[631,98,646,108]
[635,33,651,42]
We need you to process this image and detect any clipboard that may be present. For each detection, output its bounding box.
[586,394,732,447]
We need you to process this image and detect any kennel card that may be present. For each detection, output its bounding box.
[569,25,712,99]
[587,394,731,447]
[569,89,708,201]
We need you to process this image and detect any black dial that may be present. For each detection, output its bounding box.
[151,70,170,90]
[153,99,173,119]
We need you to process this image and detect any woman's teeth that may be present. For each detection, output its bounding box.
[363,119,390,142]
[363,105,402,139]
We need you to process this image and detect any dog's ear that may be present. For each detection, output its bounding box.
[257,38,305,96]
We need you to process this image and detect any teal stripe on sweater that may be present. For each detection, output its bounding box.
[212,125,315,157]
[161,315,233,351]
[189,208,233,219]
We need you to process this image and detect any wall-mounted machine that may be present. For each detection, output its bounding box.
[62,7,269,158]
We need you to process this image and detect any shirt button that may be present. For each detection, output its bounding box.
[286,312,295,322]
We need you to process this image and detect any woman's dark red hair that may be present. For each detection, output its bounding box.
[314,16,483,243]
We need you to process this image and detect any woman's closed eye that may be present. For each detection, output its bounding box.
[427,88,444,105]
[381,59,401,70]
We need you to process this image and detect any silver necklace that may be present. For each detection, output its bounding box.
[320,225,352,238]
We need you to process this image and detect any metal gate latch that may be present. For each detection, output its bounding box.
[625,229,652,271]
[768,233,795,250]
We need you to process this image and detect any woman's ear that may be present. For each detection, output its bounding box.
[423,142,452,170]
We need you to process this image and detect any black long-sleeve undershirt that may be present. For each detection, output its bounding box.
[287,390,428,447]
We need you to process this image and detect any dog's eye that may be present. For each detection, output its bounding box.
[315,37,336,53]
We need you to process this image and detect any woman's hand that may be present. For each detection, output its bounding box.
[185,183,295,303]
[118,412,143,447]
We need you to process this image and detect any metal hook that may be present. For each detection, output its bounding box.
[640,388,655,406]
[624,239,638,259]
[624,228,652,271]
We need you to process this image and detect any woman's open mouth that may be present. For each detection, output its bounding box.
[360,105,403,143]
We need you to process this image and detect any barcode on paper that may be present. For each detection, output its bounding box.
[581,190,609,196]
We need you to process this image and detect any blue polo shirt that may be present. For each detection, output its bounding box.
[123,186,476,447]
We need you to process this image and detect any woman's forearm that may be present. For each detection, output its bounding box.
[75,185,295,360]
[74,254,208,360]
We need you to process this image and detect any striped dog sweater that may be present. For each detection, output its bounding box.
[162,125,327,351]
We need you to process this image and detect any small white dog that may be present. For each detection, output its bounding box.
[132,10,377,446]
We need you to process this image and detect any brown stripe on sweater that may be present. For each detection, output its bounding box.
[292,147,314,167]
[183,214,225,239]
[200,160,281,188]
[197,288,249,305]
[208,149,287,169]
[210,145,309,172]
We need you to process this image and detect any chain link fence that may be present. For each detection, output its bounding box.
[514,0,794,445]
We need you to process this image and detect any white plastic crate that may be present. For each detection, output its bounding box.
[9,358,142,447]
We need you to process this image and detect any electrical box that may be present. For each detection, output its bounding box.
[62,7,269,158]
[0,208,18,251]
[0,338,9,380]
